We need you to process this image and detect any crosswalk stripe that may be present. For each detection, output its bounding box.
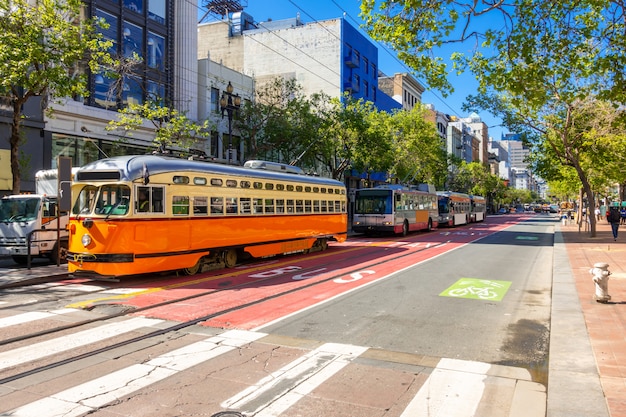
[7,329,266,417]
[0,309,75,329]
[0,317,163,370]
[222,342,368,416]
[400,358,491,417]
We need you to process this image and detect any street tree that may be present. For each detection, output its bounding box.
[0,0,112,193]
[106,101,212,154]
[385,105,447,187]
[360,0,626,236]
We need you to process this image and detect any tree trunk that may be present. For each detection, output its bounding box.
[10,99,23,195]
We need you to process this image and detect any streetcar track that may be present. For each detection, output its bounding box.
[0,237,453,384]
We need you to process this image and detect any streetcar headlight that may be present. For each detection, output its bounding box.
[81,234,92,247]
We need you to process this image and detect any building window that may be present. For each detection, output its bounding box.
[211,87,220,113]
[124,0,143,14]
[123,21,143,59]
[147,32,165,71]
[122,76,143,106]
[149,0,166,24]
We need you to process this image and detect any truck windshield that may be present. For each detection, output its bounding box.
[72,185,131,216]
[0,197,40,223]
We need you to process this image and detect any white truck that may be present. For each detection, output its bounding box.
[0,169,70,264]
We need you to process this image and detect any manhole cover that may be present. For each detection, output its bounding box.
[211,412,245,417]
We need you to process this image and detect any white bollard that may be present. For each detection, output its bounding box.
[589,262,611,303]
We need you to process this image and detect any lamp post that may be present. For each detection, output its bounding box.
[220,81,241,165]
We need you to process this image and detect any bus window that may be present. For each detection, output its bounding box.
[193,197,208,215]
[211,197,223,214]
[172,196,189,215]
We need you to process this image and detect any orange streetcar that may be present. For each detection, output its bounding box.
[67,155,347,279]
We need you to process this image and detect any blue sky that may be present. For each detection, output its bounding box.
[200,0,506,139]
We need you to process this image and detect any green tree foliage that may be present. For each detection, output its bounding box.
[106,101,212,154]
[0,0,112,193]
[361,0,626,236]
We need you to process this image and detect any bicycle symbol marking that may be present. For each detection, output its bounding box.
[441,278,512,301]
[447,286,499,299]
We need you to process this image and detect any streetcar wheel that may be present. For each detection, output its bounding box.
[182,259,201,275]
[319,239,328,251]
[402,221,409,237]
[223,249,238,268]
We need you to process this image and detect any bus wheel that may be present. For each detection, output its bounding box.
[402,221,409,237]
[182,259,201,275]
[223,249,238,268]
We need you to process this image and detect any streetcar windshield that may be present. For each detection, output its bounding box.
[0,197,40,223]
[72,185,131,216]
[355,191,392,214]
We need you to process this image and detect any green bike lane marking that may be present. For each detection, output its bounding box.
[440,278,512,301]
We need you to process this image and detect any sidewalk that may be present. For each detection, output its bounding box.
[552,218,626,417]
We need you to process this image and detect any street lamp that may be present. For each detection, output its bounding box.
[220,81,241,164]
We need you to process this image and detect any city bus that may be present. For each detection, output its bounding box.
[470,195,487,222]
[67,155,347,279]
[352,184,439,236]
[437,191,471,226]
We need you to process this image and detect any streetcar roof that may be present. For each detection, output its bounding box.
[74,155,344,188]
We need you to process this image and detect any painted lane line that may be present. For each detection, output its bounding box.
[400,358,491,417]
[0,317,164,370]
[222,342,368,416]
[6,329,266,417]
[0,308,75,329]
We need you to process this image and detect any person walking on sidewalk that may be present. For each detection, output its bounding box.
[621,206,626,225]
[608,206,621,240]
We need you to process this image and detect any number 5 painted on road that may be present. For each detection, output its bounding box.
[333,270,375,284]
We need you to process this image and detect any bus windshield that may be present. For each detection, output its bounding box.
[355,190,392,214]
[0,197,40,223]
[438,198,450,214]
[72,185,131,216]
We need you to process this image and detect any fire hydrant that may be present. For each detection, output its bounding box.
[590,262,611,303]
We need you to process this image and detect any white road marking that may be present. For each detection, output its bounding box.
[222,342,368,416]
[400,358,491,417]
[0,317,163,370]
[6,329,266,417]
[0,309,75,329]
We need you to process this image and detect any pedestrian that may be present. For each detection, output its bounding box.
[621,206,626,225]
[607,206,621,241]
[595,207,601,221]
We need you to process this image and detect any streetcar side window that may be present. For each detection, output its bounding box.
[240,197,251,214]
[193,197,208,215]
[253,198,263,214]
[305,200,312,213]
[136,186,164,214]
[172,196,189,215]
[265,199,274,213]
[276,199,285,213]
[226,197,238,213]
[211,197,223,214]
[313,200,320,212]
